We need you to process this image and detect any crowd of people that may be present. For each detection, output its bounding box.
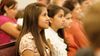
[0,0,100,56]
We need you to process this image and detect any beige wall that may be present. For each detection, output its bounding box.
[16,0,37,10]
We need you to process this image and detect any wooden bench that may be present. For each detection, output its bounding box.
[0,40,16,56]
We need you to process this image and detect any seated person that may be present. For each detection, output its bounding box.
[76,1,100,56]
[0,0,20,44]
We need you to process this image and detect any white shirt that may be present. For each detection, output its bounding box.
[45,27,67,56]
[17,18,23,26]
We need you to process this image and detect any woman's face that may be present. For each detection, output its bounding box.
[64,13,72,28]
[5,5,18,18]
[51,9,66,29]
[74,3,82,14]
[54,0,66,6]
[38,7,49,29]
[82,0,92,8]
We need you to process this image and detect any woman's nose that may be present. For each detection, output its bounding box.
[46,16,50,21]
[63,18,66,22]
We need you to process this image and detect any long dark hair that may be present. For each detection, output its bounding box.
[0,0,17,15]
[48,4,65,39]
[16,3,50,56]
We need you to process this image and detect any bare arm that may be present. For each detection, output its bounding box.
[22,50,34,56]
[0,22,20,39]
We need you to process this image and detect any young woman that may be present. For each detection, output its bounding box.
[0,0,20,44]
[76,1,100,56]
[63,1,89,56]
[17,3,51,56]
[45,5,67,56]
[63,7,72,29]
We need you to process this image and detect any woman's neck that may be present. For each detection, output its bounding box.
[38,27,42,33]
[4,13,15,19]
[51,24,58,32]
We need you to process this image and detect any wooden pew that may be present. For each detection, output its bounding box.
[0,40,16,56]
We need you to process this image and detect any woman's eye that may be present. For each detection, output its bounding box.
[66,16,72,19]
[44,14,46,16]
[43,13,47,16]
[59,15,63,18]
[66,18,70,19]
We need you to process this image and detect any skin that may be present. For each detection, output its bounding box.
[0,5,20,39]
[38,7,50,30]
[64,13,72,28]
[50,9,66,32]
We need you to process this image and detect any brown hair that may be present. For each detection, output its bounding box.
[63,0,78,11]
[16,3,50,56]
[48,4,65,39]
[0,0,17,15]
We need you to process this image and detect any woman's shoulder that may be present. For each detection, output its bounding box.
[21,32,34,41]
[0,15,9,20]
[19,32,37,54]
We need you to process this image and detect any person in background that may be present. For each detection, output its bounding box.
[77,0,93,19]
[63,7,72,30]
[45,5,67,56]
[51,0,66,7]
[0,0,20,44]
[37,0,51,6]
[76,1,100,56]
[17,3,52,56]
[63,0,89,56]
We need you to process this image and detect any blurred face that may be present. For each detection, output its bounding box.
[38,7,49,29]
[51,9,65,29]
[73,3,82,18]
[82,0,92,8]
[74,3,82,14]
[38,0,48,5]
[5,5,18,18]
[54,0,66,6]
[64,13,72,28]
